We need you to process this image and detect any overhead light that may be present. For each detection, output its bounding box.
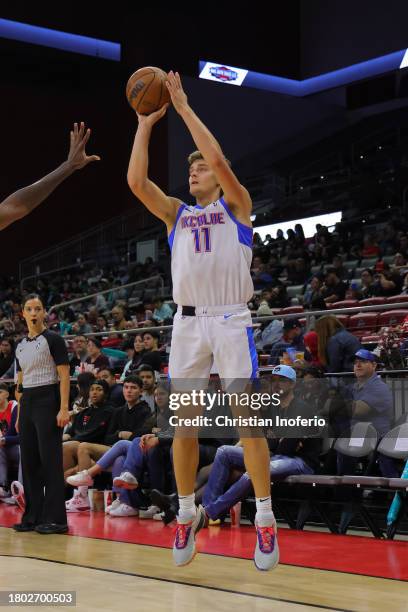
[360,155,364,159]
[250,214,256,222]
[378,145,382,150]
[320,175,325,180]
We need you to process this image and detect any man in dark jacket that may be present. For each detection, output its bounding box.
[202,365,322,521]
[64,376,151,512]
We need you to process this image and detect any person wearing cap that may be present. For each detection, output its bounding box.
[268,319,304,366]
[85,337,110,373]
[336,349,399,477]
[202,365,322,522]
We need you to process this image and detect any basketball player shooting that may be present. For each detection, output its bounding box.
[0,122,100,231]
[127,71,278,571]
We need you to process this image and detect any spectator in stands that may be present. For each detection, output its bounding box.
[0,338,14,378]
[69,335,88,376]
[110,382,174,518]
[391,253,408,274]
[63,380,114,510]
[141,331,162,372]
[294,223,305,245]
[315,315,361,373]
[303,331,323,367]
[321,268,347,304]
[70,372,95,417]
[268,319,305,365]
[332,255,348,281]
[111,305,129,331]
[251,261,273,290]
[85,337,110,373]
[303,275,326,310]
[373,265,403,297]
[297,366,328,414]
[398,234,408,258]
[137,364,156,413]
[401,271,408,294]
[287,258,309,285]
[268,254,283,279]
[97,367,124,408]
[269,283,290,309]
[96,314,108,333]
[360,269,376,299]
[121,334,145,380]
[65,375,153,514]
[152,297,173,324]
[362,234,380,258]
[336,350,399,478]
[71,313,92,335]
[0,383,21,502]
[202,365,321,522]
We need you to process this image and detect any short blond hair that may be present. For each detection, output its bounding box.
[188,150,231,167]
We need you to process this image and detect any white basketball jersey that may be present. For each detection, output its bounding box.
[169,197,254,306]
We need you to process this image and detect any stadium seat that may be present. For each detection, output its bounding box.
[348,312,379,335]
[287,285,304,299]
[378,309,408,327]
[280,306,304,314]
[360,258,379,268]
[386,295,408,304]
[331,300,359,309]
[358,297,387,306]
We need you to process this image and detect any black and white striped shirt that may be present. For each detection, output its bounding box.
[16,330,69,389]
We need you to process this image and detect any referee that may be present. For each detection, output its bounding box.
[13,294,70,534]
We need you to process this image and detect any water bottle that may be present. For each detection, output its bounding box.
[387,459,408,525]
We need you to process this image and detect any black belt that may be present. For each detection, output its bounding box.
[181,305,196,316]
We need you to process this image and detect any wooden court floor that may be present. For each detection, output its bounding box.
[0,526,407,612]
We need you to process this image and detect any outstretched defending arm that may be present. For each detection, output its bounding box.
[166,71,252,223]
[0,122,100,231]
[127,105,180,230]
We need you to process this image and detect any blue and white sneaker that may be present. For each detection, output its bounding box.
[173,505,206,567]
[254,517,279,571]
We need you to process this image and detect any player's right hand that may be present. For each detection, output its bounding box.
[137,104,169,128]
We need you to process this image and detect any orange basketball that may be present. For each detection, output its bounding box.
[126,66,170,115]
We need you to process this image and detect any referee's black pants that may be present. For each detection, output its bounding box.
[19,384,67,526]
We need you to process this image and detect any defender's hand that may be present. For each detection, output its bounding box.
[67,122,100,171]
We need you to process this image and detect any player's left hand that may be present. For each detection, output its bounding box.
[66,122,101,171]
[166,71,188,113]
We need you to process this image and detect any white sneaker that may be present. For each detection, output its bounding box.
[254,516,279,571]
[67,470,94,487]
[153,511,165,521]
[11,481,25,512]
[138,505,160,519]
[65,490,90,513]
[106,498,121,514]
[109,503,138,517]
[112,472,138,490]
[173,505,207,567]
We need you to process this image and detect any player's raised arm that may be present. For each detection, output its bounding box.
[166,71,252,222]
[127,106,180,229]
[0,122,100,231]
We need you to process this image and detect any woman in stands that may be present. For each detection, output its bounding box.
[315,315,361,373]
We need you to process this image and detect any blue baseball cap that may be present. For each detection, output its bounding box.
[271,365,297,381]
[354,349,376,363]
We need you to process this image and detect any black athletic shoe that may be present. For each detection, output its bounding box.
[13,522,36,532]
[150,490,178,525]
[35,523,69,534]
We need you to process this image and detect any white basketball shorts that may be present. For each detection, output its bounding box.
[168,303,258,381]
